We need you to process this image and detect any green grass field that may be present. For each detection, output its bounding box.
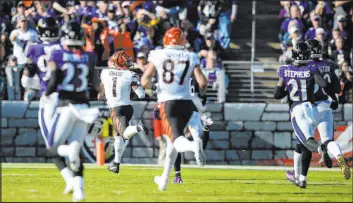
[1,164,352,202]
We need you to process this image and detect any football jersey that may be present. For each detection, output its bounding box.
[308,59,338,101]
[49,48,97,102]
[148,48,200,102]
[277,64,318,109]
[26,42,62,96]
[100,69,140,108]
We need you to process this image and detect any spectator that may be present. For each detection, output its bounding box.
[200,32,224,59]
[155,0,187,27]
[96,0,108,19]
[290,1,313,22]
[336,61,353,103]
[279,4,305,42]
[217,0,238,49]
[283,26,303,52]
[153,10,173,47]
[330,37,350,65]
[315,28,329,57]
[313,1,333,30]
[198,0,222,36]
[9,15,38,68]
[304,12,328,41]
[109,23,135,60]
[181,19,205,52]
[131,52,147,75]
[335,15,353,50]
[279,1,291,22]
[279,41,293,65]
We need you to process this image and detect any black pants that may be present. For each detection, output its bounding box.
[110,105,133,135]
[159,100,196,141]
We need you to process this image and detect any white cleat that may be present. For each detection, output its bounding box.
[154,176,168,191]
[69,142,81,172]
[72,188,85,202]
[194,138,206,166]
[63,179,74,195]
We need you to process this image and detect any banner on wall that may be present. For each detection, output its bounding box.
[82,107,116,164]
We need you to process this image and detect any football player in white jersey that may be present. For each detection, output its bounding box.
[99,51,148,174]
[141,27,208,191]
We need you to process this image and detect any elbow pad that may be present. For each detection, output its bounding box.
[134,86,145,99]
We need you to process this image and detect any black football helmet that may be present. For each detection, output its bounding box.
[292,41,310,65]
[37,17,60,42]
[61,20,83,46]
[306,39,322,59]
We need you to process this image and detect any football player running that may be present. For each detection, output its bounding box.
[274,41,337,188]
[22,17,78,195]
[285,39,351,184]
[98,51,148,174]
[45,20,101,201]
[141,27,208,191]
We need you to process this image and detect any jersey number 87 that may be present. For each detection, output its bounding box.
[162,59,190,85]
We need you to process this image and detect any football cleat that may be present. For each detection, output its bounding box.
[285,170,299,187]
[107,162,120,174]
[201,115,213,128]
[298,180,306,189]
[154,176,168,191]
[63,178,74,195]
[337,156,351,180]
[172,176,183,184]
[319,144,333,168]
[72,188,85,202]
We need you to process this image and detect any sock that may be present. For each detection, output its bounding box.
[73,176,84,191]
[123,126,139,140]
[60,167,74,185]
[202,130,210,150]
[293,151,302,179]
[301,144,312,177]
[299,174,306,182]
[174,153,181,173]
[161,141,178,180]
[327,141,343,159]
[57,145,70,157]
[175,171,181,177]
[114,135,125,163]
[173,136,196,153]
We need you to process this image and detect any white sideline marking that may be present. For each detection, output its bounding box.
[2,174,37,176]
[1,163,342,171]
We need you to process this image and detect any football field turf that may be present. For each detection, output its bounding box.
[1,163,352,202]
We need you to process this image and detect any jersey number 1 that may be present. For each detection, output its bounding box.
[162,60,190,85]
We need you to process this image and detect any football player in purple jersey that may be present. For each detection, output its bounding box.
[22,17,80,195]
[285,39,351,185]
[274,41,337,188]
[45,20,100,201]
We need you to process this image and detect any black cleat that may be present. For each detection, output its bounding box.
[320,144,333,168]
[107,162,120,174]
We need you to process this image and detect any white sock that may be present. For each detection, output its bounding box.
[293,151,302,179]
[327,141,343,159]
[161,144,178,180]
[73,176,84,191]
[299,174,306,182]
[58,145,70,157]
[60,167,74,184]
[173,136,195,153]
[123,126,139,140]
[114,135,125,163]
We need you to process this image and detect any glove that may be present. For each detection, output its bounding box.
[201,94,207,106]
[330,100,338,110]
[153,107,161,120]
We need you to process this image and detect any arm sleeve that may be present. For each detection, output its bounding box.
[274,83,287,99]
[88,52,101,92]
[46,68,63,96]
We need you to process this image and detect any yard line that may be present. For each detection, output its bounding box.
[1,163,341,171]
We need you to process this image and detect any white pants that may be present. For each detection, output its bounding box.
[315,100,334,143]
[38,93,58,149]
[47,103,99,155]
[187,111,204,139]
[291,102,319,144]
